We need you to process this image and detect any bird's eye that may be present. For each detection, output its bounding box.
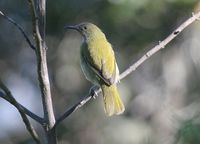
[83,26,87,30]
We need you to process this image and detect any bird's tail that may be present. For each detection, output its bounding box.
[101,84,125,116]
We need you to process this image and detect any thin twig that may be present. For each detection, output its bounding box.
[120,11,200,80]
[0,81,41,144]
[0,83,44,123]
[0,11,36,50]
[55,11,200,126]
[19,103,44,124]
[0,92,44,124]
[55,92,98,127]
[0,85,43,123]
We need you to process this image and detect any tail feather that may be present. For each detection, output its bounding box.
[101,84,125,116]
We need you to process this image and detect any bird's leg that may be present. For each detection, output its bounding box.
[89,85,100,99]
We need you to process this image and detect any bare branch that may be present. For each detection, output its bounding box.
[0,91,44,124]
[55,11,200,126]
[120,11,200,80]
[27,0,56,143]
[0,10,36,50]
[55,92,98,127]
[38,0,46,42]
[28,0,55,128]
[0,80,41,144]
[19,103,44,124]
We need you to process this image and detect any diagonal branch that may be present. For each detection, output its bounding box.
[55,92,98,127]
[0,11,36,50]
[119,11,200,80]
[19,103,44,124]
[0,92,43,123]
[55,11,200,127]
[0,91,44,124]
[0,80,41,144]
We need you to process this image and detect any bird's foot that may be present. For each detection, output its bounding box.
[89,85,100,99]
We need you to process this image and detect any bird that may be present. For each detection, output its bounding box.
[65,22,125,116]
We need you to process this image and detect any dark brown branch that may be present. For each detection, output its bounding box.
[55,11,200,126]
[0,11,36,50]
[0,81,41,144]
[18,103,44,124]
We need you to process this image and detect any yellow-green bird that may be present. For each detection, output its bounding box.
[65,22,125,116]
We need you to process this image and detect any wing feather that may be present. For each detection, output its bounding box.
[81,41,118,86]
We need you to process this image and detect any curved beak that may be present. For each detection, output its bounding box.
[64,25,79,31]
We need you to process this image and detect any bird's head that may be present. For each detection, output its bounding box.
[65,22,105,41]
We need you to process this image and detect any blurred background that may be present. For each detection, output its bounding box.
[0,0,200,143]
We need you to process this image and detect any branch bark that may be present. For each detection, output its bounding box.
[0,11,36,50]
[1,1,199,142]
[0,81,41,144]
[55,92,96,127]
[18,103,44,124]
[55,11,200,126]
[27,0,56,143]
[0,91,43,124]
[119,11,200,80]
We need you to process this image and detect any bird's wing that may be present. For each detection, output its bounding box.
[81,42,117,86]
[82,54,113,86]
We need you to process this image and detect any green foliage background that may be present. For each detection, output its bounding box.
[0,0,200,143]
